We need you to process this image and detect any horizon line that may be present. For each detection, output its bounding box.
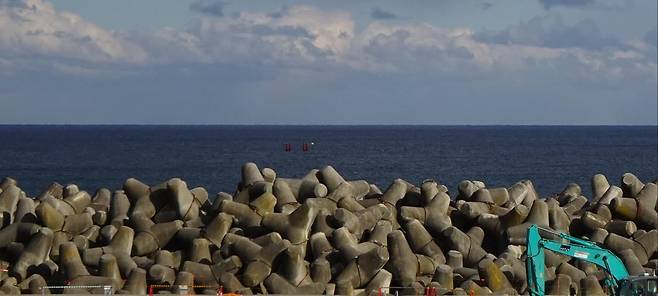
[0,124,656,127]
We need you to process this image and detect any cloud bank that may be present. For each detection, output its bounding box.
[0,0,655,124]
[0,0,147,65]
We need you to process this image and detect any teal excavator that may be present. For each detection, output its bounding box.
[526,224,658,296]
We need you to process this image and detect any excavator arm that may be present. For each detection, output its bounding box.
[526,224,630,296]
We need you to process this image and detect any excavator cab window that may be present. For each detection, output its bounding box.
[618,278,658,296]
[619,280,632,296]
[646,278,657,295]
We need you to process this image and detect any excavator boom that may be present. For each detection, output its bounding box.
[526,224,631,296]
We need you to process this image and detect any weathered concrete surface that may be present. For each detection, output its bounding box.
[0,166,655,294]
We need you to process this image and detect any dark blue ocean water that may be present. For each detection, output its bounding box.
[0,125,656,198]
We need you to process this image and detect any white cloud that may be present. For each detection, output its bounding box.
[0,0,655,85]
[182,5,355,66]
[0,0,147,64]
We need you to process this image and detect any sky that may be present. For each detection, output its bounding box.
[0,0,656,124]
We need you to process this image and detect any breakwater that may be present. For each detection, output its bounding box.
[0,163,656,294]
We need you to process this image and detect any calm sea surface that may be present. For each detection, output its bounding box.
[0,125,656,198]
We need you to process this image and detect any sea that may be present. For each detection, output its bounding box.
[0,125,656,199]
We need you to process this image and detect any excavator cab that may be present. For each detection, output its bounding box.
[618,275,658,296]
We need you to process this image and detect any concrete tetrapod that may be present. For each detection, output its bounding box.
[261,200,319,253]
[220,233,263,265]
[273,179,301,214]
[117,268,147,294]
[249,192,277,217]
[61,191,91,215]
[149,263,176,285]
[441,226,487,267]
[0,185,23,224]
[241,235,290,287]
[166,178,199,222]
[611,196,658,230]
[478,258,517,295]
[1,277,22,295]
[278,246,313,288]
[458,180,485,202]
[404,219,446,265]
[332,227,379,262]
[547,273,574,295]
[261,167,276,183]
[2,167,658,295]
[122,178,153,218]
[180,261,219,288]
[546,199,571,232]
[621,173,644,198]
[203,212,233,247]
[317,166,347,193]
[188,238,212,264]
[99,254,123,290]
[211,255,243,275]
[365,269,393,295]
[131,216,183,256]
[216,271,251,294]
[172,271,195,294]
[17,274,50,295]
[59,242,89,281]
[598,186,623,205]
[334,246,389,295]
[476,205,528,244]
[324,182,365,212]
[311,209,334,238]
[580,274,606,296]
[604,231,656,265]
[35,202,93,237]
[385,230,437,286]
[332,204,389,239]
[380,179,409,229]
[0,222,40,248]
[400,191,452,235]
[263,272,325,295]
[310,256,332,285]
[592,174,611,202]
[109,191,130,227]
[15,196,36,224]
[506,199,550,244]
[278,174,330,201]
[82,226,136,277]
[233,162,272,205]
[565,196,589,216]
[11,227,54,282]
[218,200,262,229]
[556,261,586,283]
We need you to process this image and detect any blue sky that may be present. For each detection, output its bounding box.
[0,0,656,124]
